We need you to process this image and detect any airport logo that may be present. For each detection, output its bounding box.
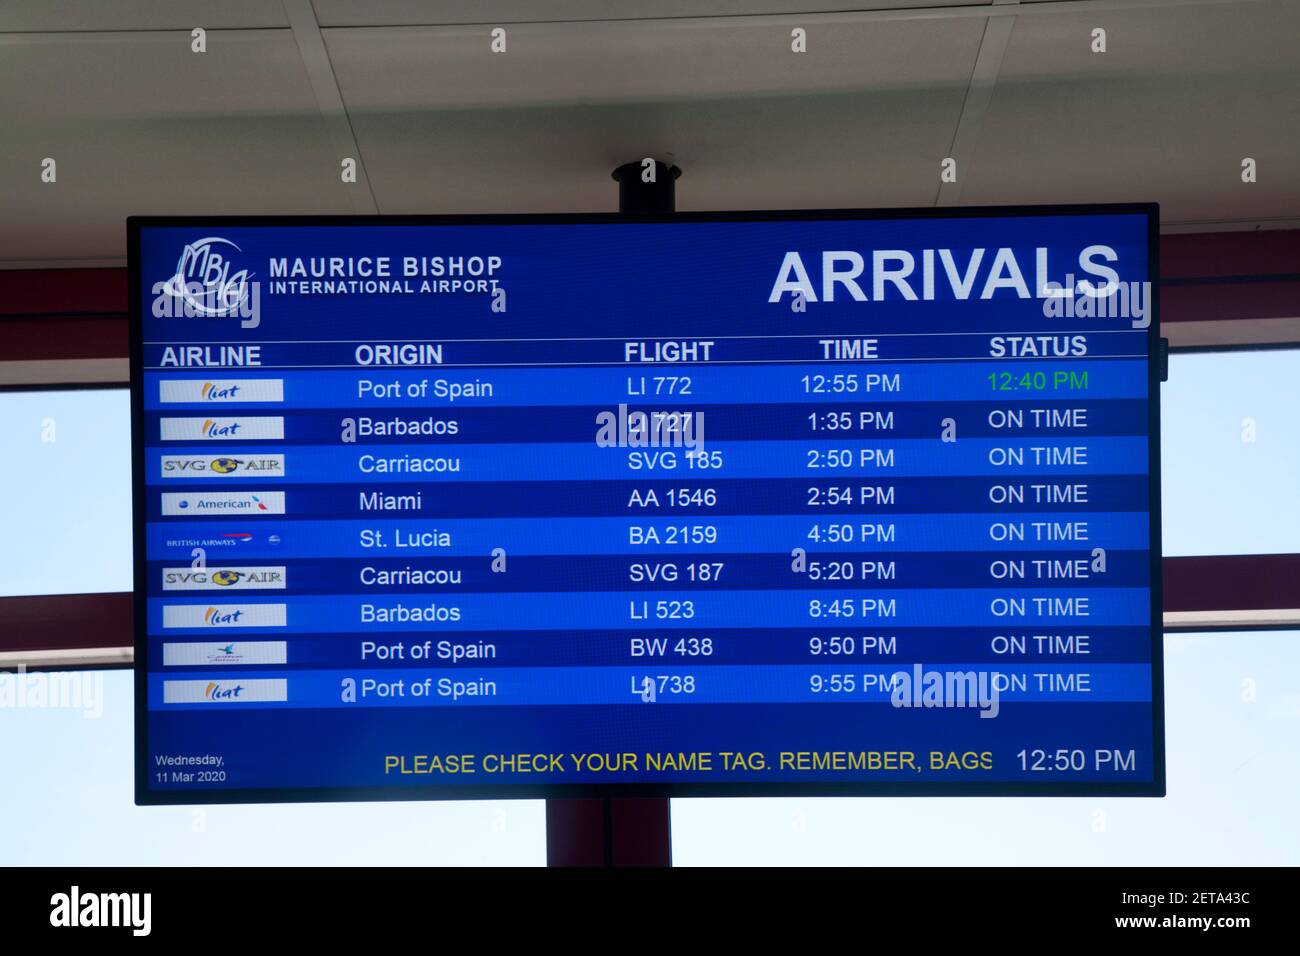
[162,678,287,704]
[158,378,284,403]
[160,454,285,478]
[162,641,288,666]
[159,416,284,440]
[162,566,286,590]
[161,491,285,515]
[154,236,260,327]
[162,603,287,629]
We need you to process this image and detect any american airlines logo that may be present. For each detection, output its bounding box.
[152,237,260,327]
[160,491,285,515]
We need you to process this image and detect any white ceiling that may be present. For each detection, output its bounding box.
[1,0,1297,264]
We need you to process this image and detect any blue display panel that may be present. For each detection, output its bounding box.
[130,208,1164,802]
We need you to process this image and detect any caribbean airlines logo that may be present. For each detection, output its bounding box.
[161,641,288,666]
[153,237,260,327]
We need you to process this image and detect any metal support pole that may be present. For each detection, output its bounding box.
[544,160,681,867]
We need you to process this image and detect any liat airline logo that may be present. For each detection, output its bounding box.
[201,382,240,401]
[202,419,241,438]
[204,681,245,701]
[204,607,244,626]
[158,379,283,404]
[159,416,283,441]
[161,237,254,317]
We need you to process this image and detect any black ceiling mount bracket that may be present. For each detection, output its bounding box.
[611,160,682,214]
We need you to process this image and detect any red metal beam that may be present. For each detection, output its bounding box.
[546,797,671,867]
[1161,230,1300,279]
[1163,554,1300,614]
[0,267,127,318]
[0,592,131,653]
[0,315,128,362]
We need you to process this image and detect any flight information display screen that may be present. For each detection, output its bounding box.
[131,207,1163,803]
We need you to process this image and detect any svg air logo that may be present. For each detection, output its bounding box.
[153,236,261,327]
[160,454,285,478]
[163,566,286,590]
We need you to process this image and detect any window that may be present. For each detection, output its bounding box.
[0,388,131,597]
[1160,350,1300,556]
[672,630,1299,865]
[672,350,1300,864]
[0,388,545,865]
[0,670,545,865]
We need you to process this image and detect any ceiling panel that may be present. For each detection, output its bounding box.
[959,1,1300,225]
[1,0,1295,264]
[0,0,287,31]
[325,16,982,110]
[333,15,982,212]
[346,85,974,214]
[0,31,351,262]
[312,0,987,28]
